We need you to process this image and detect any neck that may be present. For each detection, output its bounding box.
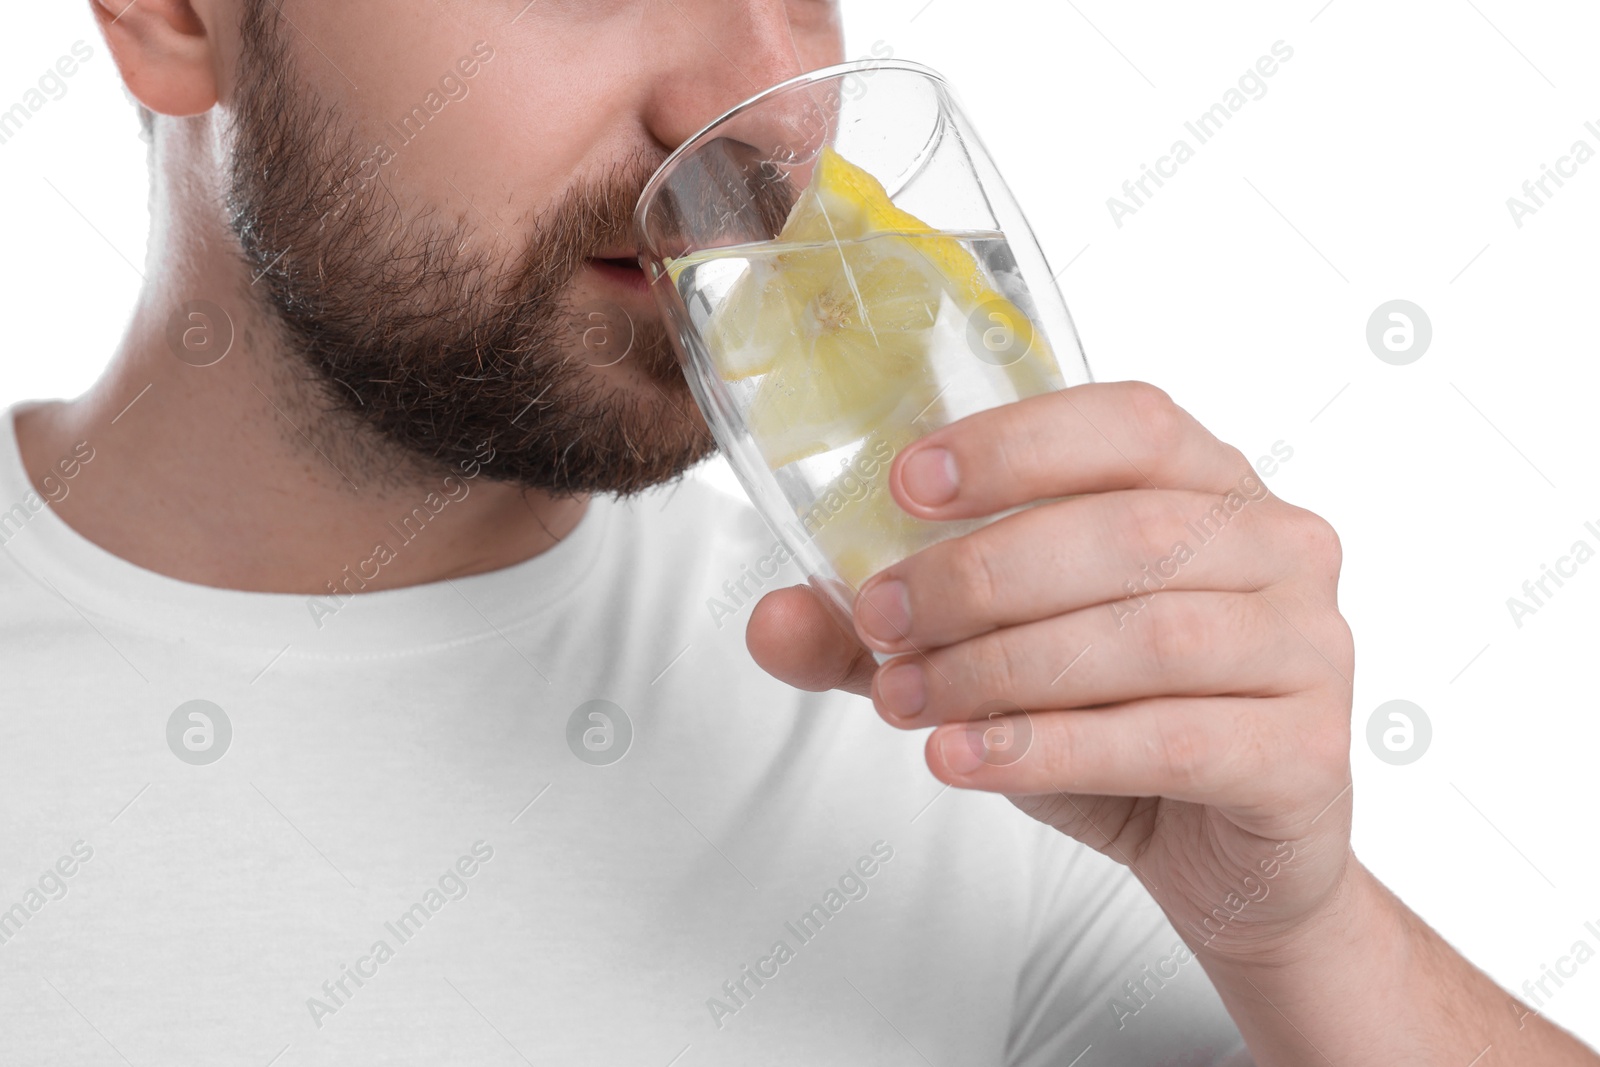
[14,118,584,595]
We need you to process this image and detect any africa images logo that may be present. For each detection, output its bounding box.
[705,841,895,1030]
[0,41,94,149]
[305,842,495,1029]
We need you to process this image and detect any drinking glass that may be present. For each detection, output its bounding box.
[635,59,1092,638]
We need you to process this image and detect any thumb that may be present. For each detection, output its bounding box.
[747,584,876,696]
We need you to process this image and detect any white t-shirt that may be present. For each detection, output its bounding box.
[0,402,1248,1066]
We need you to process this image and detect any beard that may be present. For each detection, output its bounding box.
[222,4,715,496]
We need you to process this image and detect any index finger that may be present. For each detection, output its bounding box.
[888,381,1254,521]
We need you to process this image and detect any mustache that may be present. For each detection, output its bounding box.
[501,149,665,297]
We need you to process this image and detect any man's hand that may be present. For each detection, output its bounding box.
[748,381,1600,1064]
[750,380,1356,963]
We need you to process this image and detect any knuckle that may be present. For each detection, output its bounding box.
[1286,702,1352,806]
[1286,507,1344,583]
[1309,714,1352,775]
[1140,595,1210,675]
[1122,381,1183,450]
[1150,713,1218,794]
[969,631,1026,702]
[1121,379,1174,412]
[1309,610,1356,684]
[1222,446,1259,488]
[1119,492,1192,567]
[945,534,1001,610]
[1272,602,1355,695]
[989,420,1041,490]
[1328,612,1355,670]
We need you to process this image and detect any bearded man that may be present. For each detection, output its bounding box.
[1,1,1593,1064]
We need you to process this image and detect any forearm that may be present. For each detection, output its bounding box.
[1198,858,1599,1066]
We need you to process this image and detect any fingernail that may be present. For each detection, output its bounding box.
[857,579,911,646]
[939,726,985,776]
[876,661,925,721]
[902,447,958,507]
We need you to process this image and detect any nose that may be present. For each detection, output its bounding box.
[640,0,811,156]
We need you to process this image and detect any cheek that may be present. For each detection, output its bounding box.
[438,37,652,212]
[278,1,843,254]
[323,26,642,245]
[787,6,848,70]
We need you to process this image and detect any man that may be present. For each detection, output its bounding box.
[0,0,1591,1063]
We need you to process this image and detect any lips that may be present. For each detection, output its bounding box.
[586,255,651,294]
[604,240,694,265]
[587,241,693,293]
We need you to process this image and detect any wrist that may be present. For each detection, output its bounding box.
[1196,849,1389,976]
[1190,857,1419,1064]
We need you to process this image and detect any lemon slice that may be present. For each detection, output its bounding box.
[664,146,1068,584]
[740,237,944,467]
[782,149,996,307]
[781,148,1056,382]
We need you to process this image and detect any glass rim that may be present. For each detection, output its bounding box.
[631,57,950,256]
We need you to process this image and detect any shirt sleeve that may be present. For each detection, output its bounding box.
[1004,817,1252,1067]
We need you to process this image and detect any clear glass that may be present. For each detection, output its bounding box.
[635,59,1092,638]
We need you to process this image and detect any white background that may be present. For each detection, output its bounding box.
[4,0,1597,1046]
